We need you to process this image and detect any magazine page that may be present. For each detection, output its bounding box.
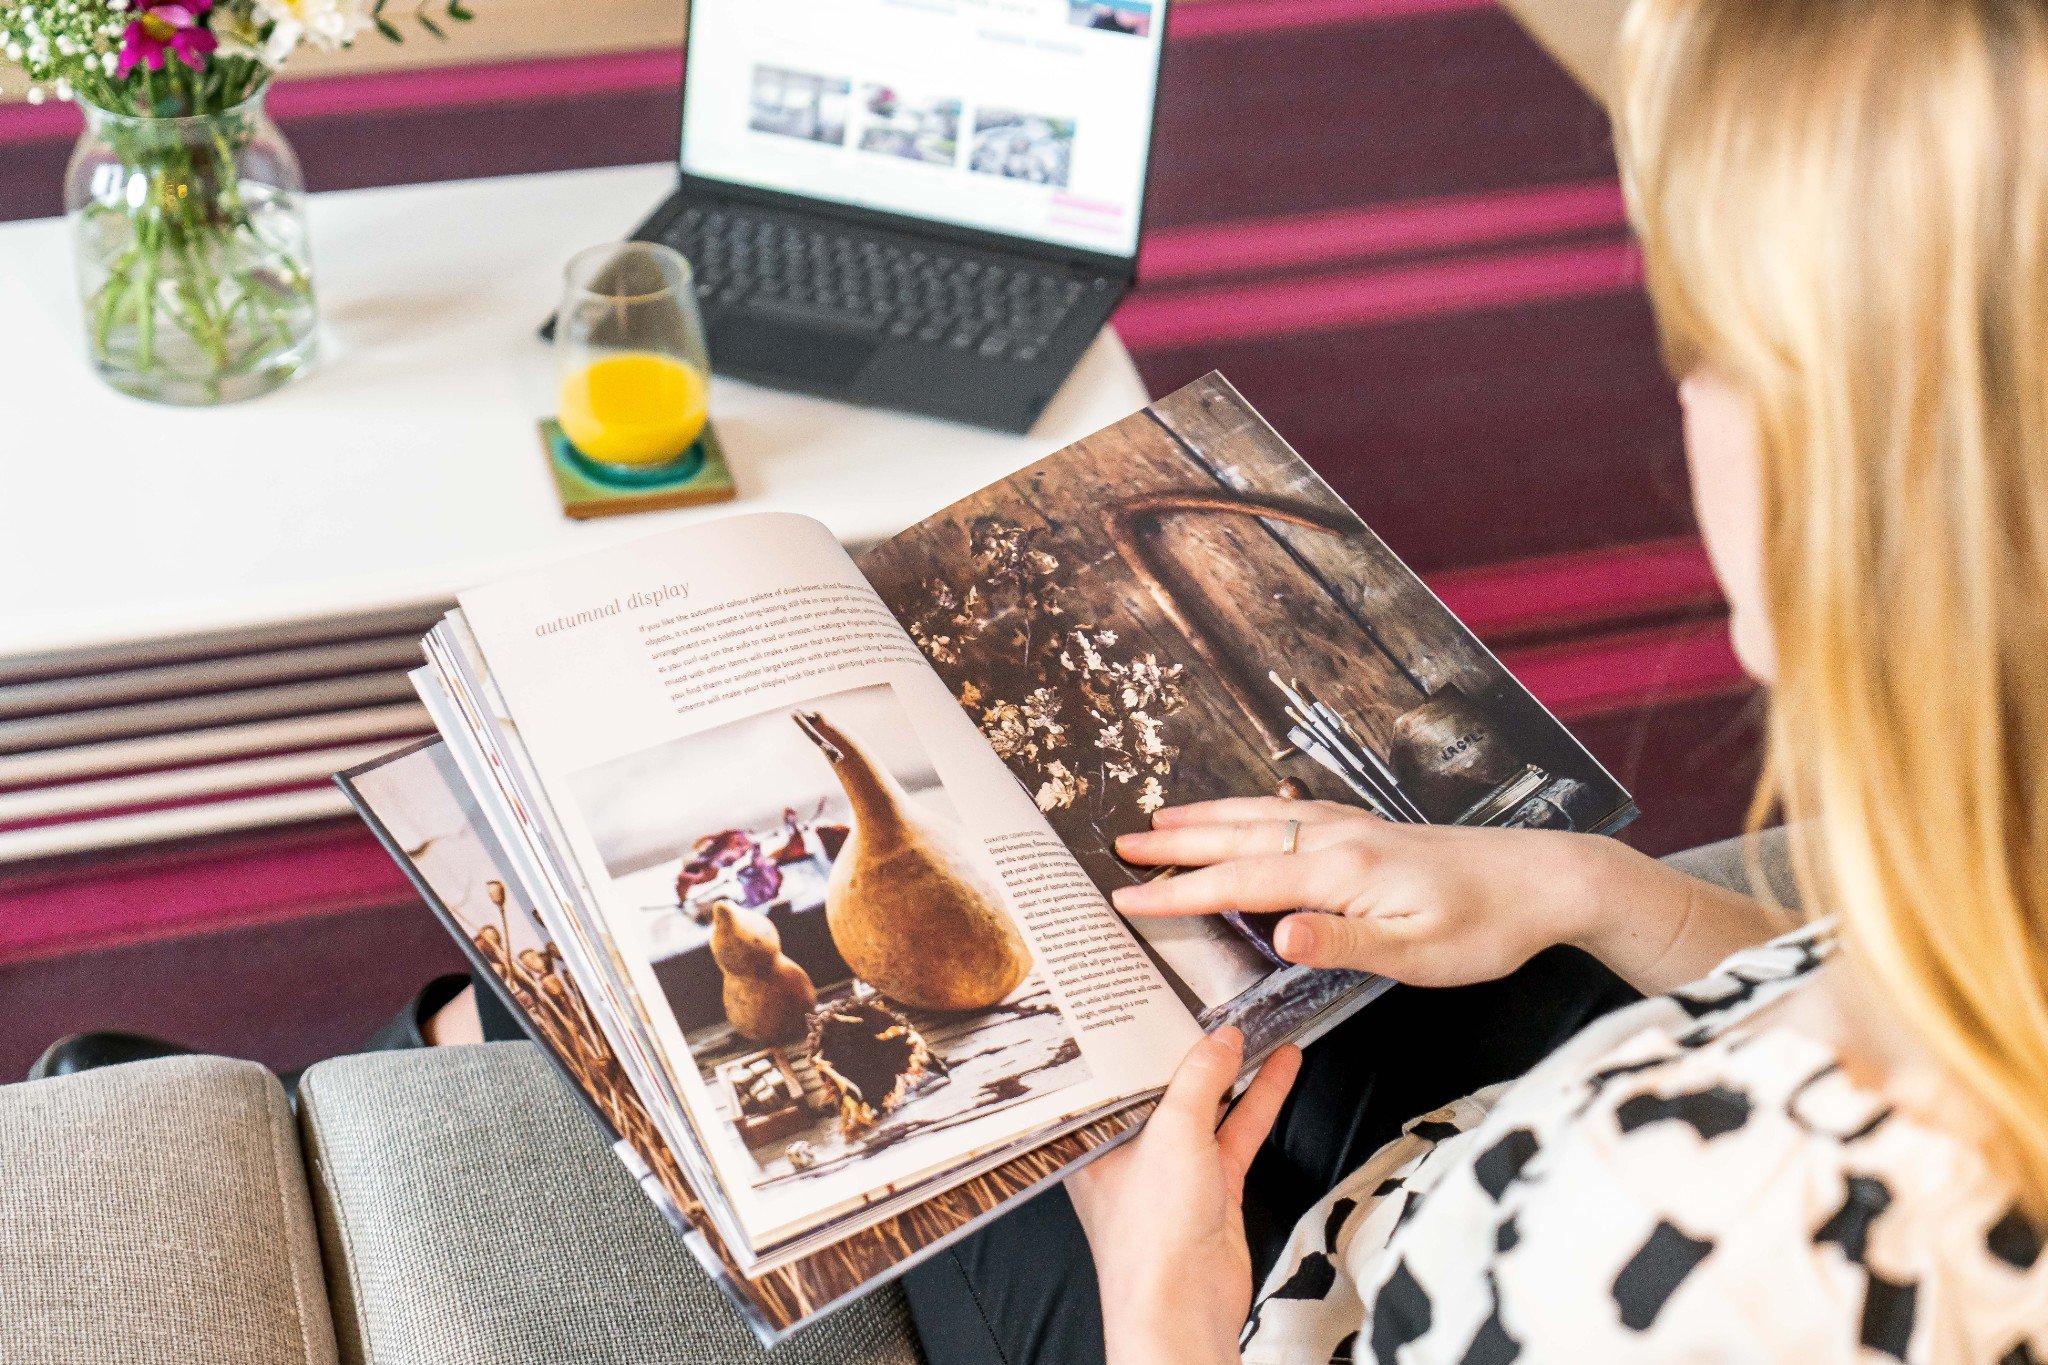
[858,372,1635,1058]
[337,739,1155,1342]
[416,623,1147,1275]
[336,740,712,1231]
[455,511,1200,1254]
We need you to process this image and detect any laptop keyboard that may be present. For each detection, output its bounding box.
[660,205,1091,363]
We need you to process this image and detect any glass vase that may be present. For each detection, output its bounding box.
[64,87,318,406]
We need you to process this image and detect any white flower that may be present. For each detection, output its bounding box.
[259,11,302,61]
[254,0,373,59]
[1033,761,1083,812]
[981,702,1027,760]
[1021,687,1064,741]
[1132,712,1168,760]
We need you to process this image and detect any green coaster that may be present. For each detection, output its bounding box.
[541,418,738,520]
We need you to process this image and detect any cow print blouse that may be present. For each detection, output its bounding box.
[1240,923,2048,1363]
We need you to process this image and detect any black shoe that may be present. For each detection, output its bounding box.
[361,972,476,1053]
[28,1031,196,1082]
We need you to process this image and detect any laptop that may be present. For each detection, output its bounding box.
[595,0,1170,434]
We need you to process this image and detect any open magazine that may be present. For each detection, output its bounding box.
[336,373,1633,1342]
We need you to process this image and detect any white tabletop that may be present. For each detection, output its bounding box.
[0,164,1149,663]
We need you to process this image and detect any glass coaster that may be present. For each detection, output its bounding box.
[539,418,737,520]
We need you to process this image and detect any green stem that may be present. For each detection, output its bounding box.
[134,200,159,369]
[174,219,229,369]
[91,238,139,358]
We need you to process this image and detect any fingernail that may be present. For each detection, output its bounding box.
[1110,885,1142,909]
[1275,916,1315,961]
[1211,1025,1244,1053]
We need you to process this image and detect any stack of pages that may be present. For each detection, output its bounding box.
[337,373,1633,1340]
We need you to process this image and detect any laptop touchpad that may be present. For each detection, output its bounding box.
[717,317,878,386]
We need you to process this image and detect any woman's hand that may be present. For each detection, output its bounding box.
[1111,798,1777,995]
[1069,1027,1301,1365]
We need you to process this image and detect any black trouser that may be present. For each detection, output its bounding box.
[901,947,1638,1365]
[364,972,530,1052]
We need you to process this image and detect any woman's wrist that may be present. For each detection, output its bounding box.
[1100,1306,1242,1365]
[1563,839,1780,995]
[1098,1278,1243,1365]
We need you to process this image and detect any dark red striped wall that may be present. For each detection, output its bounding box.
[0,0,1759,1076]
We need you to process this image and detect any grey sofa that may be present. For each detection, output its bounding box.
[0,833,1788,1365]
[0,1041,925,1365]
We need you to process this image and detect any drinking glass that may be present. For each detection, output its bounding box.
[555,242,711,467]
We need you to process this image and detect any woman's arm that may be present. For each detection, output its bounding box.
[1068,1028,1301,1365]
[1112,800,1784,997]
[1562,831,1789,994]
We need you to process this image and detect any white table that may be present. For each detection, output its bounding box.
[0,163,1148,664]
[0,165,1148,859]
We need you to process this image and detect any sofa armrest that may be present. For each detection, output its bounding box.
[0,1056,338,1365]
[297,1041,925,1365]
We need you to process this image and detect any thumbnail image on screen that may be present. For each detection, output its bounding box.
[859,85,964,166]
[1068,0,1153,36]
[969,108,1075,188]
[749,66,852,145]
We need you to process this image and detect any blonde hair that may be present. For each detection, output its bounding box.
[1617,0,2048,1212]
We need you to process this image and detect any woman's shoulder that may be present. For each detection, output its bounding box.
[1252,926,2046,1363]
[1455,934,2048,1360]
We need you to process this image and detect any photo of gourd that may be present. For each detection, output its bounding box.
[567,682,1090,1189]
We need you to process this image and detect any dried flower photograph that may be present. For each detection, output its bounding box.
[860,373,1634,1055]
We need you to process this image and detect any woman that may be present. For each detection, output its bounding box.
[909,0,2048,1359]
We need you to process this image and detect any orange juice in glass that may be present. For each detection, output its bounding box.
[556,242,711,468]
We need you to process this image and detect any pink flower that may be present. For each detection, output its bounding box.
[116,0,218,77]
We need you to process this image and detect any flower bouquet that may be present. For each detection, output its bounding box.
[2,0,471,403]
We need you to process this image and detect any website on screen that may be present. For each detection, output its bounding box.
[680,0,1165,258]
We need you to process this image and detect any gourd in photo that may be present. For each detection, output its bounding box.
[795,709,1030,1012]
[710,899,819,1044]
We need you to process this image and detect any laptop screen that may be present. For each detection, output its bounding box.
[679,0,1167,260]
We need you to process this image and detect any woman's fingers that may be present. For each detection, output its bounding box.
[1273,910,1420,973]
[1154,1025,1246,1127]
[1216,1045,1301,1183]
[1149,797,1362,829]
[1116,817,1372,868]
[1112,847,1363,918]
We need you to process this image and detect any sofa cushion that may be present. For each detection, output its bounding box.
[1662,826,1800,908]
[297,1041,924,1365]
[0,1056,338,1365]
